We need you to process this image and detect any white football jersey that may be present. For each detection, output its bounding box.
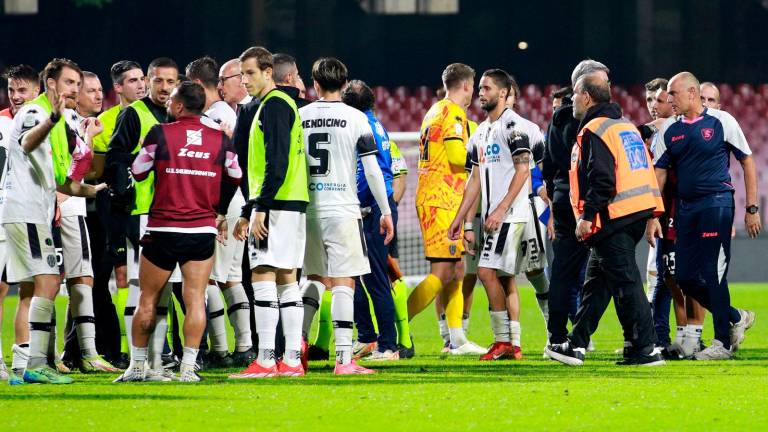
[3,102,57,225]
[202,100,237,132]
[300,100,378,219]
[200,102,245,218]
[0,112,13,238]
[469,108,534,224]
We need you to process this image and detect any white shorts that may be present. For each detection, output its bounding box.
[463,214,482,275]
[304,217,370,278]
[60,215,94,279]
[247,209,305,270]
[478,221,526,275]
[646,245,658,273]
[128,215,181,283]
[3,222,59,283]
[210,214,244,283]
[515,196,549,274]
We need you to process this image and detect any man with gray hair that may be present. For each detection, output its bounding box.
[541,60,610,356]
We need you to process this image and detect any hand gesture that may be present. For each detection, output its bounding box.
[575,219,593,242]
[484,206,505,233]
[216,215,228,245]
[380,214,394,245]
[85,118,103,141]
[645,218,663,247]
[250,211,268,240]
[233,217,250,241]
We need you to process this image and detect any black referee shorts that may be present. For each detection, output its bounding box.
[140,231,215,271]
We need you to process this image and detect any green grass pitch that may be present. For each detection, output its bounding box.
[1,283,767,431]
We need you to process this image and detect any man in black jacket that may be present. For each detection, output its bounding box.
[542,60,610,351]
[546,75,663,367]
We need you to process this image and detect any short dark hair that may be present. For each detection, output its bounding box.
[577,75,611,104]
[342,79,375,112]
[311,57,348,92]
[3,64,38,84]
[481,69,513,94]
[186,56,219,89]
[42,58,83,84]
[442,63,475,91]
[273,53,297,84]
[177,74,190,83]
[148,57,178,76]
[238,46,273,71]
[644,78,668,93]
[552,86,573,100]
[174,81,206,114]
[110,60,142,85]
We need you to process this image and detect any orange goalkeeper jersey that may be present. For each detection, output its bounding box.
[416,99,468,209]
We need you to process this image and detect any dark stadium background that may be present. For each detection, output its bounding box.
[1,0,767,280]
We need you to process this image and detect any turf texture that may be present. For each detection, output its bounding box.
[1,283,766,431]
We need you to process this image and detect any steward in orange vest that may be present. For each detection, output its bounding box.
[569,105,664,243]
[546,74,666,367]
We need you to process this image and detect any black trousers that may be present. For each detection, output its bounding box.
[570,219,658,354]
[547,204,593,344]
[62,209,122,362]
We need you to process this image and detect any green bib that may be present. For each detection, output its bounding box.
[92,104,122,154]
[130,99,160,215]
[247,89,308,203]
[30,93,70,185]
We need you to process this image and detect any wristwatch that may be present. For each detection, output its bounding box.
[746,205,759,215]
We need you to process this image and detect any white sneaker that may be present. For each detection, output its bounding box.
[113,365,146,383]
[680,334,701,359]
[179,369,203,382]
[352,341,377,360]
[0,363,8,381]
[450,341,486,355]
[586,340,596,352]
[144,368,175,382]
[730,309,755,352]
[366,350,400,361]
[695,340,733,361]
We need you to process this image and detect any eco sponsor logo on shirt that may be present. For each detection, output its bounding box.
[309,182,347,192]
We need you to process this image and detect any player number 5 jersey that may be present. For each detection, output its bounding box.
[300,101,378,219]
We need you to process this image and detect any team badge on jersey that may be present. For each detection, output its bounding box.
[701,128,714,141]
[186,129,203,146]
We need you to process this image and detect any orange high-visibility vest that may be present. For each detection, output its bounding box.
[569,116,664,237]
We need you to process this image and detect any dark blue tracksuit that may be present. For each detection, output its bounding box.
[353,110,397,352]
[656,108,751,348]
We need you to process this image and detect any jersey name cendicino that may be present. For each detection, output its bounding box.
[299,101,378,219]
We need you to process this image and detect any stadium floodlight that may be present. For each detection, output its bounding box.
[4,0,38,14]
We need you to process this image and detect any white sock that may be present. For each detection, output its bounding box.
[181,346,199,369]
[331,286,354,365]
[438,315,449,344]
[509,320,521,347]
[28,297,54,369]
[205,284,228,353]
[129,344,148,371]
[675,326,686,345]
[252,280,278,367]
[124,281,140,348]
[300,280,326,340]
[149,284,172,370]
[448,327,468,348]
[222,283,252,352]
[69,283,98,358]
[528,272,550,322]
[278,282,303,367]
[490,311,510,343]
[11,342,30,375]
